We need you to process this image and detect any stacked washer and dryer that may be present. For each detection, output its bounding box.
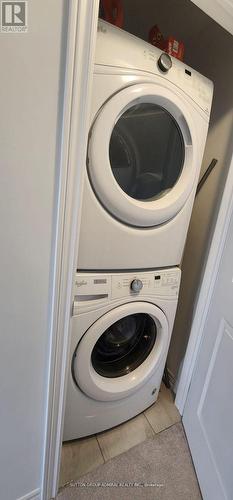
[63,20,213,440]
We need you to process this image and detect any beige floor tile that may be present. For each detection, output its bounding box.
[97,412,154,461]
[144,383,181,434]
[59,435,104,486]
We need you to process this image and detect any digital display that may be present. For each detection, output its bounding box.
[154,275,161,280]
[185,69,192,76]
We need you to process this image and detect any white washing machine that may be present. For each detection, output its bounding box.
[78,20,213,271]
[63,267,181,441]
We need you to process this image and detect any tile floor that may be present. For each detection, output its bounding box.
[59,383,181,487]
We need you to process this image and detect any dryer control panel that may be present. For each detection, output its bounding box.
[96,20,213,116]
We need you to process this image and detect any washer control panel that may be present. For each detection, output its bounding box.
[111,268,181,299]
[74,268,181,312]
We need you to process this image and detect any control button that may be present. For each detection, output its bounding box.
[131,279,143,293]
[158,53,172,73]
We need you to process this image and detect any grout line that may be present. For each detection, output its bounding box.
[95,434,106,463]
[143,411,156,436]
[150,420,181,438]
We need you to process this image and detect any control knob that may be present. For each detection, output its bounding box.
[158,53,172,73]
[131,279,143,293]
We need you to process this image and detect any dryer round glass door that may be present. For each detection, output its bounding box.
[72,302,169,401]
[88,82,196,227]
[109,103,184,202]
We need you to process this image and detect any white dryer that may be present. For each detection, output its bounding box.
[63,267,181,441]
[78,20,213,271]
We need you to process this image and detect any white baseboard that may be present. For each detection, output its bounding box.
[17,488,41,500]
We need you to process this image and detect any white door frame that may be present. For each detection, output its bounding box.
[40,1,233,497]
[41,1,99,499]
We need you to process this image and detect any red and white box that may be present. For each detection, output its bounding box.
[165,36,185,61]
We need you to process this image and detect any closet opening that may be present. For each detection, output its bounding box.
[58,0,233,494]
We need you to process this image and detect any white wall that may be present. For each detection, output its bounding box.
[0,2,67,499]
[122,0,233,381]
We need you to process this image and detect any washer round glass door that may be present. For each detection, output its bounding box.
[72,302,169,401]
[88,83,196,227]
[91,312,157,378]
